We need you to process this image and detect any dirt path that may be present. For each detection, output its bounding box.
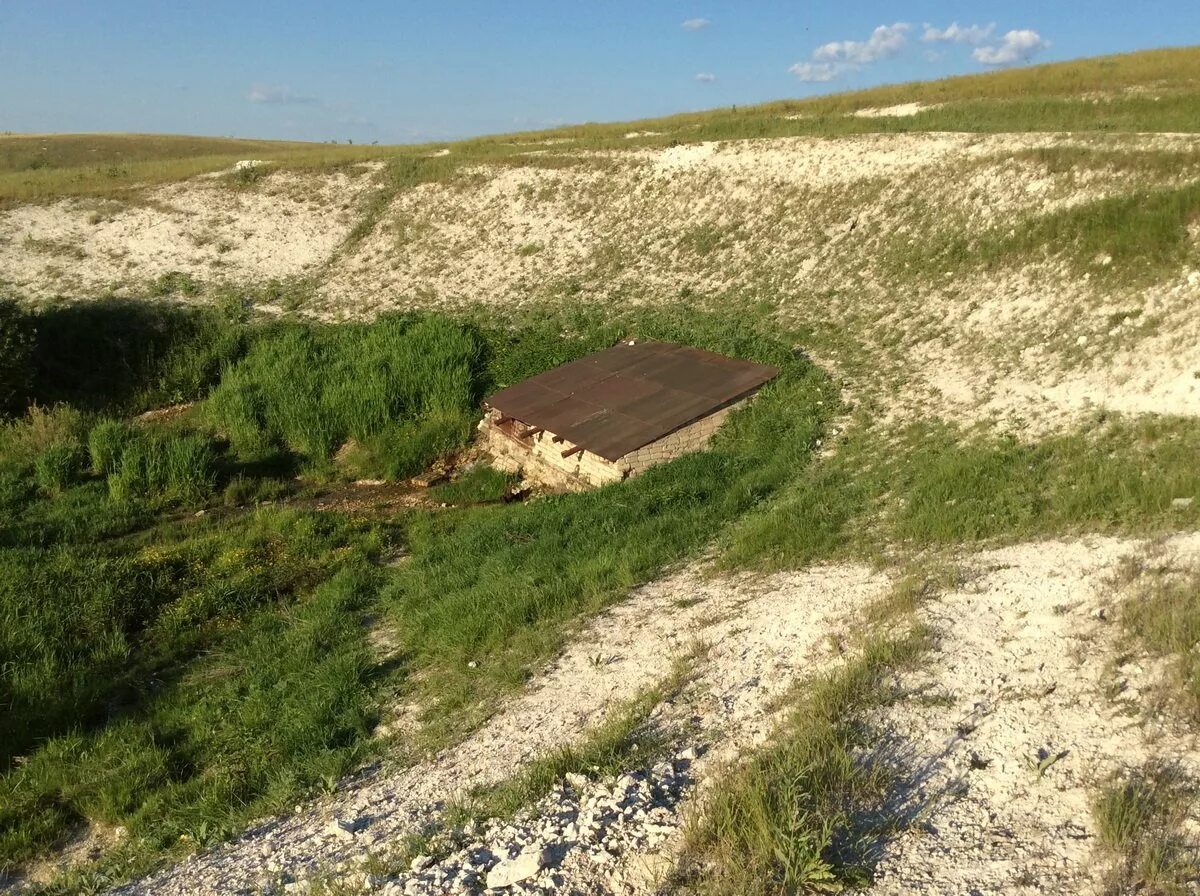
[864,534,1200,896]
[113,532,1200,896]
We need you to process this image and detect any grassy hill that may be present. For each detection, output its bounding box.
[1,46,1199,895]
[3,45,1199,207]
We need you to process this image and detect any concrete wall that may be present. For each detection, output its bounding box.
[477,396,749,489]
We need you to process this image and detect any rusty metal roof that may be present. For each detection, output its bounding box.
[484,341,779,461]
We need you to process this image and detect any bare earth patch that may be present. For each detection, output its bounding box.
[0,167,377,297]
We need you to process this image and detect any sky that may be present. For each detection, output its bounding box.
[0,1,1196,145]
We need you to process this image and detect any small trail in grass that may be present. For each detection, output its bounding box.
[115,533,1200,896]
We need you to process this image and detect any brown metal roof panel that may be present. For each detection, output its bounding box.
[483,340,780,461]
[489,381,569,421]
[586,374,663,407]
[524,361,612,394]
[620,388,716,427]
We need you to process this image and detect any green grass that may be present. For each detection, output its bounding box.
[5,299,1200,890]
[888,178,1200,286]
[0,304,830,885]
[204,313,482,475]
[1092,761,1198,895]
[1118,562,1200,719]
[429,465,516,505]
[679,627,930,894]
[725,414,1200,568]
[24,300,249,414]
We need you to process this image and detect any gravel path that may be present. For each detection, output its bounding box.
[863,533,1200,896]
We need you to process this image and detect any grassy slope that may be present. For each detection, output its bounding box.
[3,46,1199,208]
[0,133,404,206]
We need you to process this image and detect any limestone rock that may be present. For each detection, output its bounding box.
[485,846,546,889]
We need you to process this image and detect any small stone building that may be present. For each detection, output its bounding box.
[477,340,779,489]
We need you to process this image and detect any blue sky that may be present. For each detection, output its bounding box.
[1,2,1195,144]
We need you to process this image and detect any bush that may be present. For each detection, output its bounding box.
[431,465,516,504]
[0,300,34,418]
[152,271,200,297]
[34,443,85,493]
[107,432,216,504]
[29,301,247,413]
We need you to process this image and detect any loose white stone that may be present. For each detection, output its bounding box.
[485,847,546,889]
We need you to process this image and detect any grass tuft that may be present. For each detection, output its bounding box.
[679,629,929,894]
[1092,761,1198,895]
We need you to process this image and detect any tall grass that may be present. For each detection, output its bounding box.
[1092,761,1198,894]
[27,300,249,413]
[205,313,482,475]
[106,431,216,505]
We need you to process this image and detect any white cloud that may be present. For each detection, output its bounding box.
[973,29,1048,66]
[247,84,318,106]
[694,72,716,83]
[682,18,710,31]
[787,61,840,83]
[812,22,911,65]
[790,22,910,81]
[922,22,995,45]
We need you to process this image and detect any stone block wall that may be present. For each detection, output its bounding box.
[477,396,749,490]
[617,399,746,477]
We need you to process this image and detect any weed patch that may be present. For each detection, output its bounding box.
[678,629,929,894]
[1092,761,1198,894]
[1117,561,1200,719]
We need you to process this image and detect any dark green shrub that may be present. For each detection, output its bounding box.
[34,443,85,494]
[430,465,516,504]
[152,271,200,297]
[0,300,34,418]
[30,301,247,413]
